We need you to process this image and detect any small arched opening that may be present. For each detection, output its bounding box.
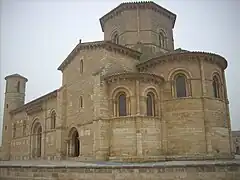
[17,81,20,93]
[159,31,166,48]
[212,75,221,98]
[112,32,119,44]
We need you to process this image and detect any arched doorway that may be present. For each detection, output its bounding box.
[68,127,80,157]
[236,146,240,154]
[32,121,42,158]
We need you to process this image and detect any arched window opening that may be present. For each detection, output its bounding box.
[79,96,83,108]
[213,75,220,98]
[50,111,56,129]
[146,92,155,116]
[117,92,127,116]
[175,74,187,98]
[236,146,240,154]
[17,81,20,92]
[23,122,26,136]
[13,123,16,138]
[159,32,165,48]
[32,122,42,158]
[80,59,83,74]
[112,33,119,44]
[71,130,80,157]
[36,126,42,157]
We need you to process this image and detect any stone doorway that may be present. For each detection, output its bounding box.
[68,127,80,157]
[72,130,80,157]
[236,146,239,154]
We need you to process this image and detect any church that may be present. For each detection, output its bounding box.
[0,1,233,162]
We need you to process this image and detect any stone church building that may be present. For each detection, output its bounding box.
[0,1,233,162]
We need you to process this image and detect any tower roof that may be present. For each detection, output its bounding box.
[4,73,28,82]
[99,1,177,32]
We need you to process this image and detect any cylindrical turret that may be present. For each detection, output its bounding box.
[1,73,28,160]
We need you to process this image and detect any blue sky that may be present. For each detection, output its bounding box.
[0,0,239,143]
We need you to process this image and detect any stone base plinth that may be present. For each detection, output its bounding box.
[109,155,166,162]
[0,158,239,180]
[108,153,234,162]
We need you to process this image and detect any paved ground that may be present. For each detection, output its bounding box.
[0,157,240,168]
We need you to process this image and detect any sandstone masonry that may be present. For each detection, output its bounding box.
[0,159,240,180]
[0,1,234,164]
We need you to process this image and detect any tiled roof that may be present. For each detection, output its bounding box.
[10,90,57,114]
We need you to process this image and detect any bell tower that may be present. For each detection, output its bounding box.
[100,1,177,58]
[1,74,28,160]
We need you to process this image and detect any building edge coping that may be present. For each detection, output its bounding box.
[0,159,239,168]
[57,40,142,72]
[4,73,28,82]
[10,89,58,114]
[137,51,228,70]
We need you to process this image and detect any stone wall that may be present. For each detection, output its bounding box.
[102,4,175,53]
[9,97,58,160]
[0,160,239,180]
[232,131,240,154]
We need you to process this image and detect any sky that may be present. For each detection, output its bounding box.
[0,0,239,143]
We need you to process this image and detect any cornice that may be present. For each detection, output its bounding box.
[99,1,176,32]
[103,72,164,85]
[25,104,43,115]
[10,90,58,115]
[5,73,28,82]
[57,41,142,72]
[136,51,228,71]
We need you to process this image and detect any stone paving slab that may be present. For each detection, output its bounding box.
[0,158,240,168]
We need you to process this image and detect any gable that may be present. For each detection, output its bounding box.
[57,41,141,72]
[61,44,140,85]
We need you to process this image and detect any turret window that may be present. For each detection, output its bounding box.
[212,75,221,98]
[158,31,166,48]
[13,123,16,138]
[17,81,20,92]
[112,32,119,44]
[23,121,27,136]
[80,59,83,74]
[79,96,83,108]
